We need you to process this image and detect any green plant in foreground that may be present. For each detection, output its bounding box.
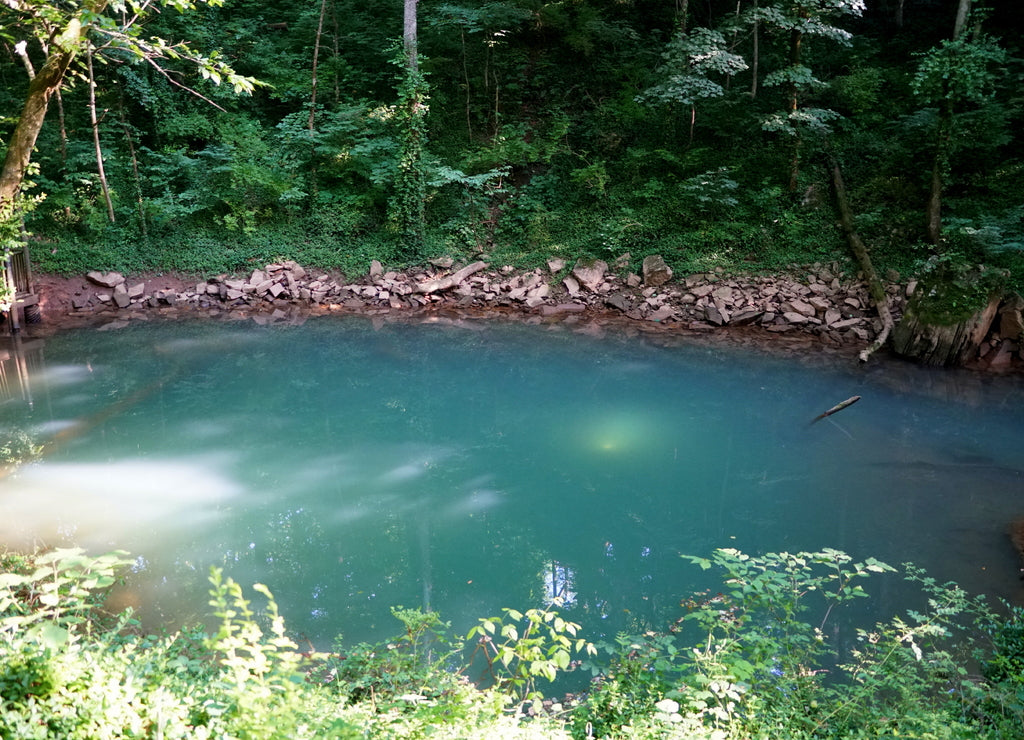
[0,547,134,646]
[321,605,465,710]
[5,546,1024,739]
[468,605,596,706]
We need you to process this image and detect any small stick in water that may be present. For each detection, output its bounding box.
[811,395,861,424]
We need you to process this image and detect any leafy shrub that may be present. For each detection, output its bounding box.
[3,547,1023,739]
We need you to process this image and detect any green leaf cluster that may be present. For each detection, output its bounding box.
[2,546,1024,738]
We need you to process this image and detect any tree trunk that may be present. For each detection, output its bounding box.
[750,0,759,99]
[87,46,115,223]
[924,0,970,244]
[787,24,804,191]
[891,296,1000,366]
[404,0,418,71]
[0,14,94,215]
[309,0,328,132]
[953,0,970,39]
[118,94,147,236]
[925,146,944,244]
[829,157,894,362]
[1,54,77,212]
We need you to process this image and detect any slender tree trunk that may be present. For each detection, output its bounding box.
[829,157,894,362]
[925,140,944,244]
[787,26,804,192]
[331,4,341,104]
[307,0,329,205]
[750,0,759,99]
[394,0,425,249]
[13,41,36,78]
[461,28,472,141]
[309,0,328,132]
[117,93,147,236]
[925,2,969,244]
[953,0,970,39]
[404,0,418,71]
[676,0,689,31]
[87,46,115,223]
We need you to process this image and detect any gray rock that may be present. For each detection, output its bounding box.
[647,305,676,322]
[705,305,726,326]
[113,284,131,308]
[87,271,125,288]
[562,275,581,297]
[605,293,632,312]
[642,255,673,287]
[547,258,566,273]
[572,259,608,291]
[998,295,1024,342]
[731,309,763,326]
[808,296,831,313]
[781,299,816,317]
[282,260,306,279]
[369,260,384,277]
[540,303,586,316]
[528,284,551,300]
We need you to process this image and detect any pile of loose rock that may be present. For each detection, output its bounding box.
[76,254,904,347]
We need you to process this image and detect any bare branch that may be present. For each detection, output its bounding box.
[143,55,227,111]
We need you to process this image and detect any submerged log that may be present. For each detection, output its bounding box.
[811,395,861,424]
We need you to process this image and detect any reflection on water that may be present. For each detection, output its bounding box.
[1,317,1024,652]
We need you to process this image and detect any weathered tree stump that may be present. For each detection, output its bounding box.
[891,294,1001,366]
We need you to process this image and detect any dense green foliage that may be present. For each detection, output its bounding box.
[2,547,1023,739]
[1,0,1022,289]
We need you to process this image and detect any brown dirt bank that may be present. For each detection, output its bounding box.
[15,264,1024,378]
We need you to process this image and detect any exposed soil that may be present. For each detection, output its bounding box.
[12,270,1024,378]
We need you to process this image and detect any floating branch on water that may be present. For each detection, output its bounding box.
[811,395,861,424]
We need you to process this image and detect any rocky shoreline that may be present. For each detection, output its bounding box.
[23,255,1024,372]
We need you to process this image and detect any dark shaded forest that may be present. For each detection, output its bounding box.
[2,0,1023,288]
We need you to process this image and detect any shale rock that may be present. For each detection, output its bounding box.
[572,259,608,292]
[642,255,673,287]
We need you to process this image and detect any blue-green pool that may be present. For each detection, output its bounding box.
[2,315,1023,651]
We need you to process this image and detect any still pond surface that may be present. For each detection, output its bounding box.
[2,315,1023,652]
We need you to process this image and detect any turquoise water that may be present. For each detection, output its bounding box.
[2,316,1023,654]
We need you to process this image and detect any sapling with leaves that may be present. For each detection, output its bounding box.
[467,605,596,706]
[913,28,1006,244]
[750,0,866,190]
[638,27,748,148]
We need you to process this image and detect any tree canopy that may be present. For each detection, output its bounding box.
[0,0,1020,288]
